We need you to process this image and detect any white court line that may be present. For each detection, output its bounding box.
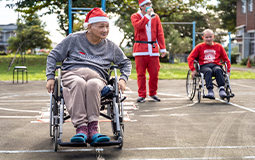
[157,92,186,98]
[231,82,255,88]
[1,145,255,154]
[0,107,41,113]
[215,98,255,113]
[158,92,255,114]
[0,116,39,118]
[0,100,49,102]
[121,157,255,160]
[142,102,197,112]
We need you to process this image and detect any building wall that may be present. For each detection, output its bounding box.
[236,0,255,61]
[236,0,255,31]
[0,23,17,52]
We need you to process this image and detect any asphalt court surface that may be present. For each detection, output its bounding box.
[0,79,255,160]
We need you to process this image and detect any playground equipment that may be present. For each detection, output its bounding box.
[68,0,106,34]
[161,22,232,63]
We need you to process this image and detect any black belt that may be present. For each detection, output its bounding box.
[135,41,156,48]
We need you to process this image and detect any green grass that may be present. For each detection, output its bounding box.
[0,55,255,81]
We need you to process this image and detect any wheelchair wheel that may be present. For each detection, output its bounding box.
[197,91,201,103]
[53,78,59,116]
[111,118,124,140]
[50,79,59,137]
[225,86,230,102]
[118,124,124,149]
[50,99,54,137]
[53,126,59,152]
[186,70,196,100]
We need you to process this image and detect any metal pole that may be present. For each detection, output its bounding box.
[101,0,106,12]
[228,32,231,64]
[192,21,196,49]
[68,0,72,34]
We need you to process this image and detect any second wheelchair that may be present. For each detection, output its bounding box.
[186,60,235,103]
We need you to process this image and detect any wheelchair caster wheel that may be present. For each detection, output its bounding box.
[53,126,59,152]
[197,91,201,103]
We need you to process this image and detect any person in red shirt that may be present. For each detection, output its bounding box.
[131,0,166,103]
[187,29,231,99]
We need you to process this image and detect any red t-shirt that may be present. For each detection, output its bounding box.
[187,42,231,72]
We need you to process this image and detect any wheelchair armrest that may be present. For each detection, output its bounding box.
[220,62,228,73]
[55,65,62,70]
[220,61,227,65]
[193,60,200,73]
[110,65,119,70]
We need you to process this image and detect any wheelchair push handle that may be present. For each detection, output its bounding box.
[110,65,119,70]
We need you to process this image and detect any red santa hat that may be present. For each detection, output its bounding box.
[83,8,109,29]
[139,0,151,6]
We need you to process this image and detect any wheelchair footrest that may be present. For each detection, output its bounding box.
[93,137,123,147]
[203,95,215,99]
[229,94,235,98]
[57,139,87,147]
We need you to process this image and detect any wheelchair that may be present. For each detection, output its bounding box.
[49,66,126,152]
[186,60,234,103]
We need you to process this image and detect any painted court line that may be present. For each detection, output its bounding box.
[122,157,255,160]
[231,82,255,89]
[215,98,255,113]
[0,100,49,102]
[142,102,197,112]
[0,116,39,119]
[157,92,186,98]
[1,145,255,154]
[0,107,41,113]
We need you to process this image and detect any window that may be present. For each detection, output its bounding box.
[0,33,3,42]
[250,42,254,55]
[248,0,253,12]
[236,27,245,36]
[242,0,247,13]
[239,44,243,53]
[250,33,255,38]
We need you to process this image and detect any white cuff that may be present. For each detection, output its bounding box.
[160,49,166,53]
[145,14,151,20]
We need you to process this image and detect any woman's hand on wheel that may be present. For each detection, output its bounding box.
[46,79,55,93]
[118,79,126,94]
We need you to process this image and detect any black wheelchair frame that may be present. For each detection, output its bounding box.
[186,60,234,103]
[49,66,125,152]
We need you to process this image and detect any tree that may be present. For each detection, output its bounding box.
[111,0,211,47]
[164,28,192,55]
[7,13,52,70]
[6,0,211,47]
[213,0,236,33]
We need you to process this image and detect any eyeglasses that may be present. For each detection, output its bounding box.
[143,2,152,7]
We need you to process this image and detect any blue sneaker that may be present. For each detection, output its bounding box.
[219,88,227,98]
[205,89,215,99]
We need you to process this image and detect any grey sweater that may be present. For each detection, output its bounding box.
[46,31,131,82]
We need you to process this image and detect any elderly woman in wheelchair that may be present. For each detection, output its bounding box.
[45,8,131,151]
[186,29,234,102]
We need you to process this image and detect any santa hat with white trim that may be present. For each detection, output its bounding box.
[83,7,109,29]
[139,0,151,6]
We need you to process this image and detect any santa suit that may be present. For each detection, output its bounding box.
[131,10,166,98]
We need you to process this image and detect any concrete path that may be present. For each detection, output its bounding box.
[0,79,255,160]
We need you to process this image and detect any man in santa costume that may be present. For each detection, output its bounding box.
[131,0,166,103]
[187,29,231,99]
[46,8,131,146]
